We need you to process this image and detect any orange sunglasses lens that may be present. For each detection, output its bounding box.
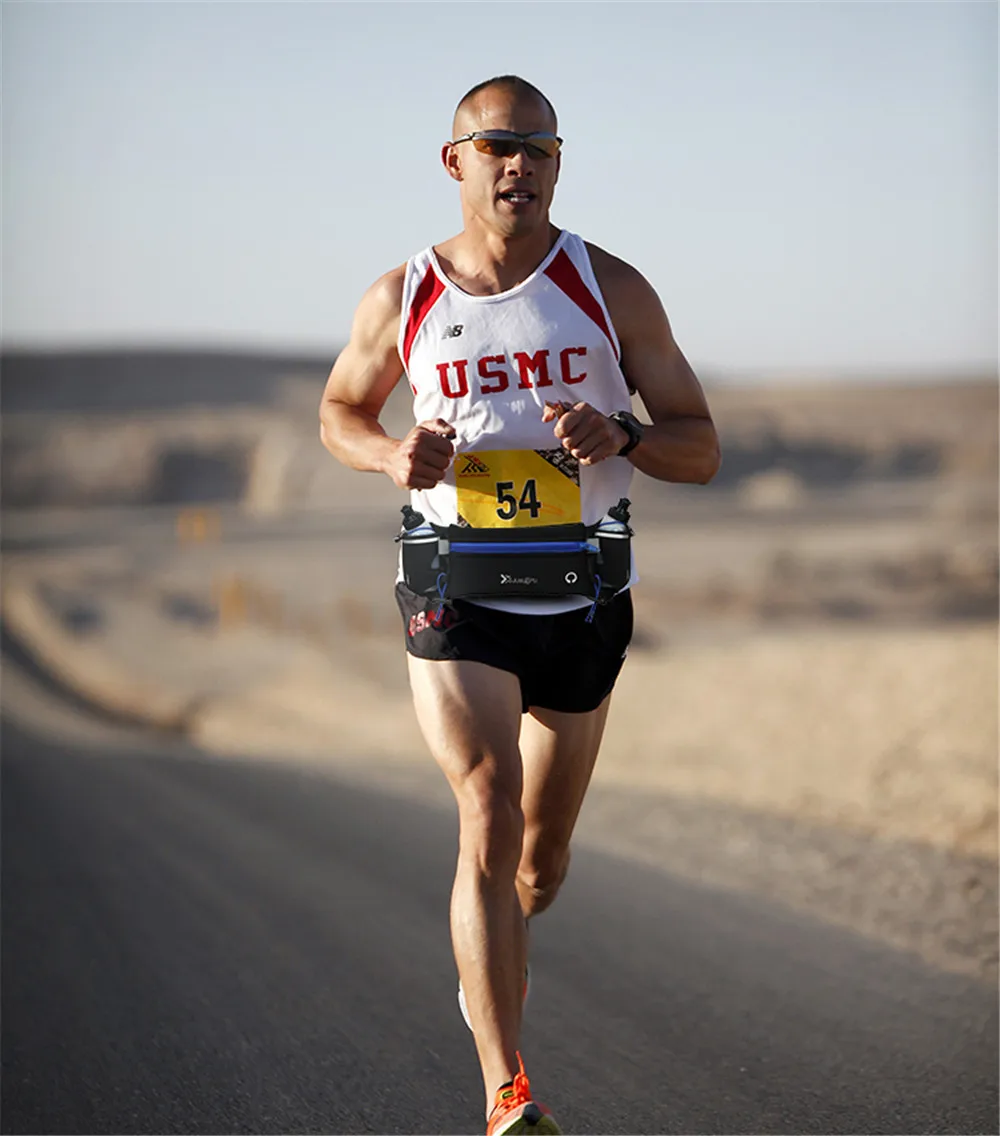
[471,133,561,160]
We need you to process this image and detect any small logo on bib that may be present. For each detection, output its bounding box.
[459,454,490,476]
[442,324,464,339]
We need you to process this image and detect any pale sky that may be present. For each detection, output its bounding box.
[2,1,997,377]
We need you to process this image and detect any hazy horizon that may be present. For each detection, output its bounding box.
[2,339,993,391]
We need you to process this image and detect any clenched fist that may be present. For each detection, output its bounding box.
[542,400,628,465]
[385,419,456,490]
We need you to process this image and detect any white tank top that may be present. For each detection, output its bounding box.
[397,229,636,614]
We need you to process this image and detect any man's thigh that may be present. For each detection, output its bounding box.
[406,656,524,792]
[518,697,612,864]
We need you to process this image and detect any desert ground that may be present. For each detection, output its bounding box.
[2,352,997,984]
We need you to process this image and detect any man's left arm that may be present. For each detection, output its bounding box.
[564,246,721,484]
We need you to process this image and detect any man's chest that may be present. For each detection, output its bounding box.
[407,291,613,402]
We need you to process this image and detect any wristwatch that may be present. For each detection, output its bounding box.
[609,411,644,457]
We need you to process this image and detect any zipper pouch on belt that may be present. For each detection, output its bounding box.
[444,523,598,600]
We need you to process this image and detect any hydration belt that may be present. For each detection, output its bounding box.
[397,498,633,617]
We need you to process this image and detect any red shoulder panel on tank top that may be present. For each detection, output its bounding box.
[543,249,619,361]
[401,263,446,370]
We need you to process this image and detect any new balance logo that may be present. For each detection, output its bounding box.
[442,324,464,339]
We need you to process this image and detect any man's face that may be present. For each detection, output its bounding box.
[443,88,561,238]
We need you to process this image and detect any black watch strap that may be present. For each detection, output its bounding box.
[610,411,644,457]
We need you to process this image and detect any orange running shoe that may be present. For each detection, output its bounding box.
[485,1052,561,1135]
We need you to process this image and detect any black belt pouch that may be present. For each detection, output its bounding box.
[444,524,599,600]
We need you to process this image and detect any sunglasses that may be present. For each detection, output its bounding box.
[449,130,563,160]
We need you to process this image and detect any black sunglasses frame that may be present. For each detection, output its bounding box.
[449,130,564,159]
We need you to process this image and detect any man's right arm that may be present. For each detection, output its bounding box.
[319,267,455,490]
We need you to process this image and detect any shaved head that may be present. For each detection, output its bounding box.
[452,75,558,138]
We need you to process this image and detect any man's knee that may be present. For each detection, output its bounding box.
[455,771,525,873]
[516,847,571,916]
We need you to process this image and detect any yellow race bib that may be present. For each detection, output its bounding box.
[455,449,581,528]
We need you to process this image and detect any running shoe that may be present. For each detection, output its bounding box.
[486,1052,561,1135]
[459,966,530,1032]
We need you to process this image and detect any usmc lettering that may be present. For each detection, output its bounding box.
[436,359,470,399]
[513,350,553,390]
[437,348,587,398]
[478,355,509,395]
[559,346,588,385]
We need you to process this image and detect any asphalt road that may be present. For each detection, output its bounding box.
[2,641,997,1136]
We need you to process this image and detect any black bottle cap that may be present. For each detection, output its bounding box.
[401,505,426,530]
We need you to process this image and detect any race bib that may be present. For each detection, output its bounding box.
[455,449,581,528]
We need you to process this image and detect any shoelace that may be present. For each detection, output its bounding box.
[490,1051,532,1118]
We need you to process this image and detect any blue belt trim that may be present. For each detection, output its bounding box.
[449,540,593,555]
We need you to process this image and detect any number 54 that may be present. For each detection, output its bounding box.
[495,479,542,521]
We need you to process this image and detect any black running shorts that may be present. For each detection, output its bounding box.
[394,582,634,714]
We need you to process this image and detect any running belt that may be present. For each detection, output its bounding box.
[396,502,633,618]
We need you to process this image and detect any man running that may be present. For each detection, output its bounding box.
[319,74,720,1136]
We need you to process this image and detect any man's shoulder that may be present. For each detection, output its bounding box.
[355,263,408,328]
[583,239,641,280]
[582,240,659,312]
[369,262,408,306]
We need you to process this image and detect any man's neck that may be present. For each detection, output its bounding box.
[435,224,561,296]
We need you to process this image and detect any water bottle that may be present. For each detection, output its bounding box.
[596,498,632,590]
[397,506,441,595]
